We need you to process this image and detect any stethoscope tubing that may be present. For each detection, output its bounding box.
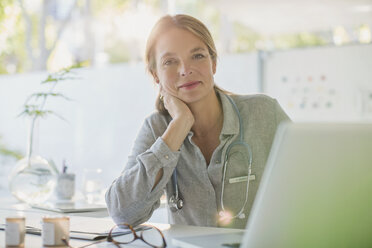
[221,139,252,219]
[172,168,179,199]
[170,94,252,219]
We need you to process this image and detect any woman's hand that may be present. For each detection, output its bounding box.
[160,87,194,124]
[159,85,194,151]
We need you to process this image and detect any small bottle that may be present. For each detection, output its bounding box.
[5,217,25,247]
[56,160,75,200]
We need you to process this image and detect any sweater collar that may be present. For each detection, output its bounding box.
[218,91,239,136]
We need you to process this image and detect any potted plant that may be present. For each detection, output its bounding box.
[8,64,82,204]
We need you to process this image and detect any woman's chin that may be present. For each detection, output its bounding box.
[180,94,206,105]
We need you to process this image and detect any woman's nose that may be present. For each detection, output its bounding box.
[181,71,192,76]
[180,63,193,76]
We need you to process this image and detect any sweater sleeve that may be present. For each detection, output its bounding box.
[105,116,180,226]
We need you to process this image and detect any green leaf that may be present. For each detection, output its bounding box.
[37,110,53,118]
[41,75,59,84]
[0,146,23,160]
[19,105,51,118]
[18,104,40,117]
[17,110,29,118]
[49,92,73,101]
[25,92,72,103]
[40,75,79,84]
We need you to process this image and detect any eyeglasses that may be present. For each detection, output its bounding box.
[62,223,167,248]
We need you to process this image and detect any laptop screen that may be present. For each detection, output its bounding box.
[242,123,372,248]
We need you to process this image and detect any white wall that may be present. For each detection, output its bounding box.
[215,52,260,94]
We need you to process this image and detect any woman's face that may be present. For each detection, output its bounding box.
[153,27,216,104]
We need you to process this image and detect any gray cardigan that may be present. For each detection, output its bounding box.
[105,91,290,229]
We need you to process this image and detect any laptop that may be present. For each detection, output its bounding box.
[172,123,372,248]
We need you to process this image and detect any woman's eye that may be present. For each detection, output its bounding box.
[193,54,205,59]
[164,59,175,66]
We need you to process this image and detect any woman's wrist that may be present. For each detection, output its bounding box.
[162,116,194,151]
[173,112,194,129]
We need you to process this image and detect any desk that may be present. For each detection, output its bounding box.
[0,190,244,247]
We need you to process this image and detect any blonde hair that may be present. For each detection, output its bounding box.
[145,14,225,115]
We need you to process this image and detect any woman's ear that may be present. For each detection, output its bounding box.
[212,61,217,75]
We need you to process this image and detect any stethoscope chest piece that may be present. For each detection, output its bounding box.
[169,195,183,212]
[169,168,184,212]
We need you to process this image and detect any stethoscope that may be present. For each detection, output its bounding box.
[168,95,253,220]
[169,168,184,212]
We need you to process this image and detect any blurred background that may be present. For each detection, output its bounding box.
[0,0,372,196]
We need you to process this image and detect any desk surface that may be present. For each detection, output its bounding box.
[0,189,243,247]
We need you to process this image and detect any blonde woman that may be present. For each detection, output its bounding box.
[106,14,290,229]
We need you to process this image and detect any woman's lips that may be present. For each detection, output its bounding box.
[178,81,201,90]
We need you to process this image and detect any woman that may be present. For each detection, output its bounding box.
[105,14,290,229]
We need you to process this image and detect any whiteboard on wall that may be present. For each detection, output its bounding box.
[263,44,372,122]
